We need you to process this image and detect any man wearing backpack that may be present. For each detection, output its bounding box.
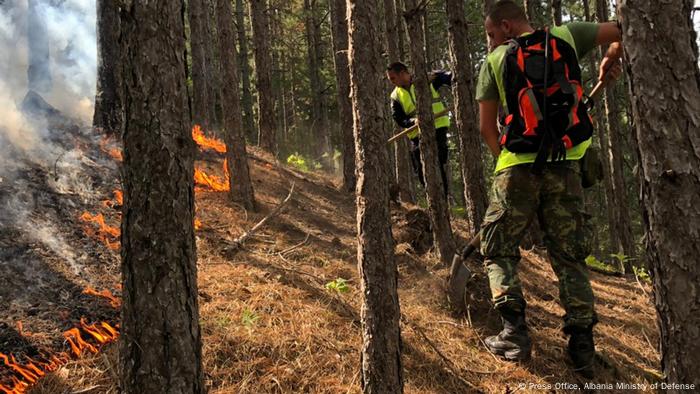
[476,0,622,378]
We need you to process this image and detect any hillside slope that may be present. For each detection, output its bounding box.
[14,145,660,394]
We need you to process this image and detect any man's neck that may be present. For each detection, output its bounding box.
[511,23,536,37]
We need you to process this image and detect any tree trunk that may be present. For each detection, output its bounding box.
[236,0,256,142]
[596,0,635,273]
[421,12,432,68]
[204,0,220,130]
[403,0,456,265]
[217,0,257,211]
[304,0,330,166]
[386,0,416,203]
[188,0,213,130]
[93,0,122,135]
[329,0,357,192]
[620,0,700,389]
[523,0,545,26]
[27,0,51,93]
[250,0,278,154]
[348,1,403,392]
[551,0,562,26]
[395,0,407,58]
[445,0,488,236]
[118,1,204,393]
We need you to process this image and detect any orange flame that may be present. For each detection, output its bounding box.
[16,322,28,338]
[82,287,121,309]
[195,218,202,230]
[99,137,123,162]
[194,167,229,192]
[79,212,120,250]
[192,125,226,153]
[79,319,119,344]
[102,189,124,209]
[63,328,98,357]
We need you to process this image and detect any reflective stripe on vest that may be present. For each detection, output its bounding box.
[391,84,450,130]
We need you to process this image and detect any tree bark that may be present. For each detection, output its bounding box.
[250,0,278,154]
[445,0,488,236]
[236,0,256,142]
[395,0,408,59]
[421,11,432,68]
[329,0,357,192]
[94,0,122,135]
[188,0,214,130]
[118,1,204,393]
[403,0,456,265]
[217,0,257,211]
[348,0,403,391]
[204,0,220,129]
[620,0,700,389]
[551,0,562,26]
[386,0,416,203]
[596,0,635,273]
[523,0,539,23]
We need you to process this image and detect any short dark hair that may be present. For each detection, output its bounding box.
[387,62,409,73]
[487,0,528,23]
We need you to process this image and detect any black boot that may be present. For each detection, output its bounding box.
[485,309,532,361]
[566,326,595,378]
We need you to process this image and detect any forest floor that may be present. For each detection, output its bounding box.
[1,124,661,394]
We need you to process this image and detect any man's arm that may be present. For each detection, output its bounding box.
[479,100,501,157]
[596,21,623,81]
[391,99,415,129]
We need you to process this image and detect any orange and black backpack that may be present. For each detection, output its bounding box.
[500,29,593,171]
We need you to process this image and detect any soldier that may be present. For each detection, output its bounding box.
[476,0,623,378]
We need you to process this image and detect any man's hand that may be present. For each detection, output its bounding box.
[598,42,623,81]
[479,101,501,157]
[598,57,622,82]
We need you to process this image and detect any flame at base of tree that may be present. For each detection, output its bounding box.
[82,287,121,309]
[98,137,123,162]
[195,159,230,192]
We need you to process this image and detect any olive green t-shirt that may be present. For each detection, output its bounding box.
[476,22,600,173]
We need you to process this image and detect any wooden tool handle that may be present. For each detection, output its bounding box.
[387,109,450,144]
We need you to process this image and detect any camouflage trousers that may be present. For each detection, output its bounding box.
[479,161,598,330]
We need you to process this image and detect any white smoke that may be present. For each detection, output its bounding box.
[0,0,97,146]
[0,0,98,268]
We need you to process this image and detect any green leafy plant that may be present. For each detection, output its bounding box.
[633,266,652,284]
[610,252,634,267]
[325,278,350,294]
[450,206,466,218]
[287,153,322,172]
[585,255,619,274]
[241,308,260,330]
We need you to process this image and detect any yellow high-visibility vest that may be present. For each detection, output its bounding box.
[391,84,450,138]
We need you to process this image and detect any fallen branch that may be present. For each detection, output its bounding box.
[634,271,651,298]
[401,315,489,391]
[224,182,295,252]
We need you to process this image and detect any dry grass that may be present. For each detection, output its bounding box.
[29,147,660,393]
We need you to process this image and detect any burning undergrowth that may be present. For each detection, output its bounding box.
[0,98,122,392]
[0,117,235,391]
